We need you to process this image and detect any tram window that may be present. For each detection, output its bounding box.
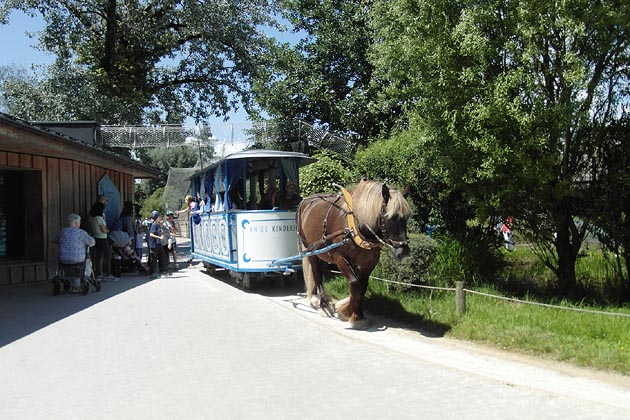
[0,170,44,262]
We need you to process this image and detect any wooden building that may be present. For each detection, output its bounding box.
[0,113,160,285]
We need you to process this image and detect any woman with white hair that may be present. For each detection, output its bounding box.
[53,214,96,264]
[53,214,96,290]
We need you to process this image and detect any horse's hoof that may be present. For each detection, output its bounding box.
[349,315,370,330]
[337,311,350,322]
[309,295,321,309]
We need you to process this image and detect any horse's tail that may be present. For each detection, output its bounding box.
[335,297,352,322]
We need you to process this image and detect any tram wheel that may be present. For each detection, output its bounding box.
[241,273,251,290]
[202,262,216,275]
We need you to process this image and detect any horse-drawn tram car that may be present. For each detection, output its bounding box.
[188,149,316,288]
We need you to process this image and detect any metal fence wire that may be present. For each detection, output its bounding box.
[101,120,355,158]
[101,125,204,149]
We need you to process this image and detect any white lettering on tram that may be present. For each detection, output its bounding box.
[247,224,297,233]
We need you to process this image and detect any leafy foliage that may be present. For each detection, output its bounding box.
[252,0,399,142]
[376,233,438,289]
[369,0,630,293]
[354,129,442,229]
[299,150,352,196]
[584,120,630,285]
[0,63,134,121]
[1,0,278,123]
[140,186,165,219]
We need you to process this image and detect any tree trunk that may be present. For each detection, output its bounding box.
[554,216,580,295]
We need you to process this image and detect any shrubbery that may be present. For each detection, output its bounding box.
[299,150,352,196]
[375,233,438,290]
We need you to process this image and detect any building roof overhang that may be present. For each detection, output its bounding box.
[0,113,160,178]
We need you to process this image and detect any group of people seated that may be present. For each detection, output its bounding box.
[259,181,302,210]
[188,180,303,213]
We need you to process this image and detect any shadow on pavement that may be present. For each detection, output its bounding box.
[207,268,450,338]
[0,274,155,348]
[364,294,451,338]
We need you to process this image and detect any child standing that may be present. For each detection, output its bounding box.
[135,218,147,262]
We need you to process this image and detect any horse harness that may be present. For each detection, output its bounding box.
[297,185,407,256]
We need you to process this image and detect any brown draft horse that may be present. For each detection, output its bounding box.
[296,179,412,329]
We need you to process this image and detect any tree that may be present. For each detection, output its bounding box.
[0,0,277,124]
[370,0,630,294]
[585,120,630,286]
[0,62,141,121]
[251,0,399,143]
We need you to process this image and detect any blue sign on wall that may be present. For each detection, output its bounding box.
[97,175,120,229]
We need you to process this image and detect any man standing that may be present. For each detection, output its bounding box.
[147,211,169,279]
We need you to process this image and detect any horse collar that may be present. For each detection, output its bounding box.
[338,186,380,250]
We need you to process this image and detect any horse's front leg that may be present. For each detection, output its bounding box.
[334,257,369,329]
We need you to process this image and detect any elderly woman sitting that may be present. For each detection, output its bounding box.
[53,213,96,289]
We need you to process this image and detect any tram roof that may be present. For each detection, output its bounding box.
[190,149,316,178]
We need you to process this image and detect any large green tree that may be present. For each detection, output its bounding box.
[0,61,140,121]
[252,0,398,143]
[0,0,277,124]
[370,0,630,293]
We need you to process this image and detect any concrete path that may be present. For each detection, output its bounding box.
[1,253,630,419]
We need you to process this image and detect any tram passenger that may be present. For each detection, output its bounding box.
[260,187,277,210]
[276,180,302,210]
[196,192,205,211]
[228,187,243,209]
[203,191,213,213]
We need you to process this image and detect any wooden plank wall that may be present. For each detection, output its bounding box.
[0,151,135,285]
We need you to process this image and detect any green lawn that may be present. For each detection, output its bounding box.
[325,272,630,375]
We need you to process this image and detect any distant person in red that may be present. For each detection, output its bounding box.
[501,216,514,250]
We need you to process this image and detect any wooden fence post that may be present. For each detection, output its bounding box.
[456,281,466,315]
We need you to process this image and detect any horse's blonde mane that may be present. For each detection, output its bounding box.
[351,180,411,227]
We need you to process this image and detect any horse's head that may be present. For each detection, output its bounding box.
[353,180,412,260]
[380,183,411,260]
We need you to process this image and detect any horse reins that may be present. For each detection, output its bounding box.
[334,184,408,251]
[297,183,408,255]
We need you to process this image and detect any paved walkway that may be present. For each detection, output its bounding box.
[1,243,630,419]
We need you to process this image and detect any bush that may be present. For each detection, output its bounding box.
[300,150,352,196]
[429,231,504,288]
[375,233,438,290]
[354,130,440,233]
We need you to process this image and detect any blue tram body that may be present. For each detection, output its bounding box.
[187,150,315,286]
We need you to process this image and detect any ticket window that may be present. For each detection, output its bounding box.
[0,170,44,262]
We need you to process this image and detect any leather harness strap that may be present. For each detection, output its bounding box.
[338,186,377,250]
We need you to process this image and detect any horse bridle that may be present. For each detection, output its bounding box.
[361,200,409,251]
[334,184,408,251]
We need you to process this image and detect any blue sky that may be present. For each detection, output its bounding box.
[0,9,285,144]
